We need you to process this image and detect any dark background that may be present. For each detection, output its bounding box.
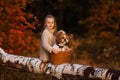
[26,0,93,34]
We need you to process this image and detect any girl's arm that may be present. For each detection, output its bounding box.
[41,33,53,53]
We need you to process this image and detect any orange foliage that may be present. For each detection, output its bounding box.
[98,31,115,39]
[0,0,39,55]
[80,0,120,37]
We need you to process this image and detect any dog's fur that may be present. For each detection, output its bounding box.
[53,30,70,51]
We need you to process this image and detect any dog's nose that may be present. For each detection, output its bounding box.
[64,39,66,41]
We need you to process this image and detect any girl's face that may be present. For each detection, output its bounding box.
[45,18,55,30]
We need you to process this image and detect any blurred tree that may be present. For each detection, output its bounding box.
[25,0,91,34]
[0,0,39,55]
[80,0,120,38]
[78,0,120,60]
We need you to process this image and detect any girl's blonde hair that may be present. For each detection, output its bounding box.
[44,15,57,35]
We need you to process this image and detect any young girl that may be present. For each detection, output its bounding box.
[40,15,59,62]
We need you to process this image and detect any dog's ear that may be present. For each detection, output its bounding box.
[65,35,69,46]
[56,30,62,45]
[56,34,60,45]
[66,34,73,47]
[66,35,69,42]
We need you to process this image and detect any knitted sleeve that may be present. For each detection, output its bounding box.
[41,30,53,53]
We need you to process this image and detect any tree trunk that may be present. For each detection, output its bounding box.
[0,48,120,80]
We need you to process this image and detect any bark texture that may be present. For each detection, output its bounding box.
[0,48,120,80]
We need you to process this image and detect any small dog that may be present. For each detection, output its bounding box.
[53,30,70,51]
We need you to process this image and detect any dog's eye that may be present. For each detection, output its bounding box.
[61,37,64,39]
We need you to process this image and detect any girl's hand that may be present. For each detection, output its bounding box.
[52,48,59,54]
[65,47,73,52]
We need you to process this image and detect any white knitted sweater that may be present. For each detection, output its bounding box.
[40,28,55,62]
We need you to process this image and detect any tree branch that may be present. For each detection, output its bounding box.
[0,48,120,80]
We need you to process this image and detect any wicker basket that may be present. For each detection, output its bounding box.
[50,51,71,65]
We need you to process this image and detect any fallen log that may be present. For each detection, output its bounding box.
[0,48,120,80]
